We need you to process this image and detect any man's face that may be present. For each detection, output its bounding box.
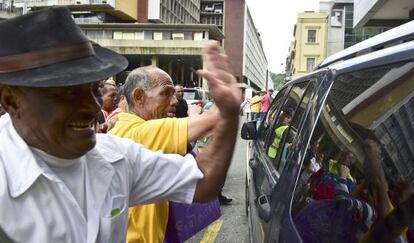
[175,85,184,100]
[141,72,177,119]
[282,115,292,126]
[11,83,101,159]
[102,84,117,112]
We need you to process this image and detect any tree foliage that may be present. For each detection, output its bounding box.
[270,72,285,91]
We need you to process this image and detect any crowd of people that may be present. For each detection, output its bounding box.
[0,7,241,243]
[290,131,414,242]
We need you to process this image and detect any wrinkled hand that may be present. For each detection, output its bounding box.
[187,104,202,117]
[198,41,242,119]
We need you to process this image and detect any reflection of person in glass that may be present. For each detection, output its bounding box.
[267,109,293,159]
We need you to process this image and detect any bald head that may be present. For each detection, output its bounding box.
[123,66,177,120]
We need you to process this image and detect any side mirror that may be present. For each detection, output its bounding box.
[241,121,257,140]
[256,194,271,222]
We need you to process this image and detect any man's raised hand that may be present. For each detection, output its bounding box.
[198,41,242,119]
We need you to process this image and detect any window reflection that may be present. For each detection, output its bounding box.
[291,61,414,242]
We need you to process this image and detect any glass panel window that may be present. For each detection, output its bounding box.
[122,32,135,40]
[193,32,203,40]
[307,58,315,72]
[135,32,144,40]
[307,30,316,43]
[153,32,163,40]
[257,87,290,144]
[113,31,123,40]
[267,82,311,170]
[172,32,184,40]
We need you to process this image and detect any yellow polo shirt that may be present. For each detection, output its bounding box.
[108,112,188,243]
[250,95,261,113]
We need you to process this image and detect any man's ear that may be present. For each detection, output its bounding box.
[132,87,146,106]
[0,86,19,118]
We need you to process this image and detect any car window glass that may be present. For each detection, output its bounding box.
[272,82,315,173]
[264,82,309,167]
[290,61,414,243]
[258,87,290,144]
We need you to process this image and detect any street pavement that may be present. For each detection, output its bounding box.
[186,116,249,243]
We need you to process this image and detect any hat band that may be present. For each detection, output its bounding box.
[0,42,95,73]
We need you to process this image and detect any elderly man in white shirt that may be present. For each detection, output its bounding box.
[0,7,241,243]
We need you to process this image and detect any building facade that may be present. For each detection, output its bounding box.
[321,0,392,57]
[286,12,328,77]
[147,0,200,24]
[203,0,267,91]
[0,0,22,20]
[354,0,414,28]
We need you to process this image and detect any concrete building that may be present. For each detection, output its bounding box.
[286,12,328,77]
[82,23,223,87]
[146,0,200,24]
[354,0,414,28]
[19,0,268,91]
[320,0,392,57]
[200,0,224,31]
[0,0,22,20]
[26,0,139,22]
[200,0,268,91]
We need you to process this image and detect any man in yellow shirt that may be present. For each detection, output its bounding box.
[109,66,219,243]
[249,92,261,121]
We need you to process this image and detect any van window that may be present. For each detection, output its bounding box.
[266,81,312,170]
[258,86,290,144]
[290,61,414,243]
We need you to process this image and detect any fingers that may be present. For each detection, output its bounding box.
[201,41,233,81]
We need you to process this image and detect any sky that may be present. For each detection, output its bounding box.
[246,0,321,73]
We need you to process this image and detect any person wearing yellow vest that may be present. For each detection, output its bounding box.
[268,110,293,159]
[109,66,221,243]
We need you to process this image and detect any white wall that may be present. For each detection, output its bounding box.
[243,7,268,90]
[353,0,379,27]
[148,0,161,21]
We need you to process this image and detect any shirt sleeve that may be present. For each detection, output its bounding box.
[113,136,203,206]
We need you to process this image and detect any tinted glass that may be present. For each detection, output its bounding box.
[291,61,414,243]
[266,82,310,169]
[258,87,290,144]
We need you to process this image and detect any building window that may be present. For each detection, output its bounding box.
[307,29,316,43]
[193,32,203,40]
[113,31,123,40]
[307,58,315,72]
[172,32,184,40]
[135,32,144,40]
[153,32,163,40]
[122,32,135,40]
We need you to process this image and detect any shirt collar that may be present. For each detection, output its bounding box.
[0,115,123,198]
[0,115,43,198]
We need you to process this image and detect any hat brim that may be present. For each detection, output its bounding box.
[0,44,128,87]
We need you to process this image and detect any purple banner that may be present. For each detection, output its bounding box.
[164,198,221,243]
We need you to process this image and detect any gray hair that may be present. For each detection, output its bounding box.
[123,67,152,111]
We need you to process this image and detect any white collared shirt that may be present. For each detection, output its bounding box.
[0,115,203,243]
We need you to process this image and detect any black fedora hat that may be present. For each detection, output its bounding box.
[0,6,127,87]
